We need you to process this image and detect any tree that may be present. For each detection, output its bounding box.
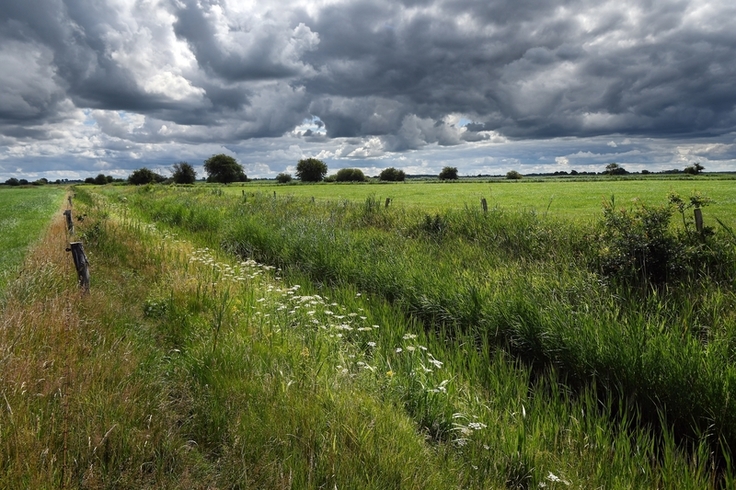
[93,173,109,185]
[439,166,459,180]
[335,168,367,182]
[296,158,328,182]
[605,163,628,175]
[5,177,19,186]
[379,167,406,181]
[204,154,247,183]
[684,162,705,175]
[506,170,522,180]
[275,172,292,184]
[128,167,165,185]
[172,162,197,184]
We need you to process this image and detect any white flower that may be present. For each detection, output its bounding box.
[402,333,417,340]
[367,341,376,348]
[395,347,403,353]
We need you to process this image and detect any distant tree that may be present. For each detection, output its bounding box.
[641,169,651,175]
[93,173,109,185]
[296,158,328,182]
[506,170,523,180]
[203,154,246,183]
[5,177,20,186]
[379,167,406,182]
[605,163,628,175]
[172,161,197,184]
[128,167,165,185]
[275,172,292,184]
[438,166,459,180]
[33,178,48,185]
[19,179,29,185]
[684,162,705,175]
[85,177,96,184]
[335,168,367,182]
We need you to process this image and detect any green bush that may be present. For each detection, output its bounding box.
[379,167,406,182]
[335,168,367,182]
[275,172,292,183]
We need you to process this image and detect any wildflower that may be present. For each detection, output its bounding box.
[406,346,416,352]
[395,347,403,353]
[467,422,487,431]
[403,333,417,340]
[367,341,376,348]
[386,370,394,378]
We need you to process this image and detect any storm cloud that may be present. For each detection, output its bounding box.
[1,0,735,179]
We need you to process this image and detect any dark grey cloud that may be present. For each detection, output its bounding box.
[1,0,736,180]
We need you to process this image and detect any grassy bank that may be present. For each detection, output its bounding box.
[92,183,736,484]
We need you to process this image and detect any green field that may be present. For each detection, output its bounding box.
[228,176,736,226]
[0,186,65,292]
[4,180,736,487]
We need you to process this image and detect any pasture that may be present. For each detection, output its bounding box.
[0,186,65,292]
[232,176,736,225]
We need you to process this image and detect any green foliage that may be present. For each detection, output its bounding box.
[506,170,523,180]
[335,168,367,182]
[296,157,328,182]
[204,154,247,183]
[172,161,197,184]
[379,167,406,181]
[598,193,731,286]
[684,162,705,175]
[438,166,458,180]
[605,163,628,175]
[5,177,20,186]
[128,167,165,185]
[275,172,292,183]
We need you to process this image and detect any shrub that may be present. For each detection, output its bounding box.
[684,163,705,175]
[379,167,406,181]
[296,158,328,182]
[5,177,20,186]
[506,170,522,180]
[438,166,458,180]
[129,167,165,185]
[335,168,366,182]
[274,172,291,184]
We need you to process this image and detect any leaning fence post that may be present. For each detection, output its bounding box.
[63,210,74,234]
[481,197,488,214]
[67,242,90,291]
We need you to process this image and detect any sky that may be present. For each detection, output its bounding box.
[1,0,735,181]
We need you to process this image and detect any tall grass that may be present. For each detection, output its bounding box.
[115,185,736,470]
[4,184,718,486]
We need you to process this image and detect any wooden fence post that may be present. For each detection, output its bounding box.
[68,195,73,207]
[694,208,704,233]
[63,209,74,234]
[481,197,488,214]
[67,242,90,291]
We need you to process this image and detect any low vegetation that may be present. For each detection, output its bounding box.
[3,181,736,487]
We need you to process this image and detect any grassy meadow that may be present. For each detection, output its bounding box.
[232,176,736,225]
[0,186,65,292]
[2,177,736,487]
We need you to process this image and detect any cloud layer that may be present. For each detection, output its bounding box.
[1,0,735,179]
